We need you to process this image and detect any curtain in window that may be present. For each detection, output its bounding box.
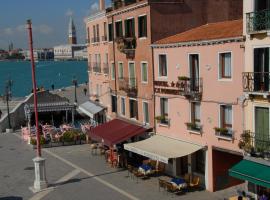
[111,63,115,80]
[159,55,167,77]
[118,63,123,79]
[142,63,148,82]
[129,63,136,87]
[224,53,231,77]
[194,103,200,122]
[161,98,168,116]
[255,107,269,144]
[224,106,232,128]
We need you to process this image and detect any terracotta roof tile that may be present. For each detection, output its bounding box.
[154,19,243,45]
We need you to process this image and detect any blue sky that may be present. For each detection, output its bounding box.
[0,0,110,49]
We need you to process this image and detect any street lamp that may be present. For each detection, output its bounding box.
[72,76,78,105]
[27,19,48,192]
[4,78,13,133]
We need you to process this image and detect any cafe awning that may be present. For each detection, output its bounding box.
[229,159,270,188]
[78,101,104,118]
[89,119,148,146]
[124,135,204,164]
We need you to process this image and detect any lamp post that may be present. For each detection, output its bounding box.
[5,78,13,133]
[72,76,78,105]
[27,19,48,192]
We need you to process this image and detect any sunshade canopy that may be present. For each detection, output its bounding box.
[124,135,204,164]
[229,159,270,188]
[78,101,104,118]
[89,119,147,146]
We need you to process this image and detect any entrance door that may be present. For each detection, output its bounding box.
[254,0,270,31]
[254,48,270,92]
[128,62,136,88]
[180,156,188,176]
[189,54,199,92]
[255,107,269,150]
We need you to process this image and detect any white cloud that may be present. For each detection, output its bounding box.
[16,24,27,32]
[89,2,99,14]
[3,28,13,35]
[66,9,74,17]
[38,24,53,35]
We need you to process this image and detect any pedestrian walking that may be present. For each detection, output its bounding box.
[83,88,87,96]
[51,84,55,91]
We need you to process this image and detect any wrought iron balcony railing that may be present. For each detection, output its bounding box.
[240,130,270,159]
[118,77,137,96]
[93,62,101,73]
[246,9,270,34]
[115,36,136,59]
[243,72,270,93]
[178,78,203,100]
[103,63,109,74]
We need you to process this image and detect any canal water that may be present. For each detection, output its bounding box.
[0,61,88,97]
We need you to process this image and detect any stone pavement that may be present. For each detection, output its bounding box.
[0,132,244,200]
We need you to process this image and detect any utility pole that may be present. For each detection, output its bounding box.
[5,78,13,133]
[27,19,48,192]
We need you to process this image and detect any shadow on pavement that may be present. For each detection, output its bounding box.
[0,197,23,200]
[50,168,125,187]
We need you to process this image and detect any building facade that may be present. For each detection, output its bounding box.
[106,0,243,128]
[228,0,270,198]
[152,20,244,192]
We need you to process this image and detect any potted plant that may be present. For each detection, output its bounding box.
[30,136,46,148]
[185,122,201,132]
[214,127,229,137]
[62,130,79,145]
[155,116,166,123]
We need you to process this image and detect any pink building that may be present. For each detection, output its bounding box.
[84,1,110,123]
[125,20,245,192]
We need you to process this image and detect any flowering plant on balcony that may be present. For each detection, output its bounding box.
[155,115,169,125]
[214,127,233,138]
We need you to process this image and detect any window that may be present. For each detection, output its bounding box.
[129,99,138,119]
[87,27,90,43]
[191,102,201,129]
[93,25,96,43]
[219,52,231,79]
[141,62,148,83]
[115,21,123,38]
[96,24,100,42]
[118,62,124,79]
[138,15,147,38]
[96,84,100,97]
[143,101,149,124]
[128,62,136,88]
[125,18,135,38]
[111,95,117,113]
[121,97,126,116]
[160,98,168,124]
[111,63,115,80]
[159,54,167,77]
[103,22,107,40]
[220,105,232,130]
[195,150,205,174]
[108,23,113,42]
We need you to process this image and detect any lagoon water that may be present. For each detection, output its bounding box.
[0,61,88,97]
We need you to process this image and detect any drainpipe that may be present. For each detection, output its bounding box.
[151,46,156,133]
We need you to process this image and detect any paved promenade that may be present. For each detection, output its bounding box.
[0,132,244,200]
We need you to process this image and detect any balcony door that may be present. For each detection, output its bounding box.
[255,107,270,149]
[128,62,136,88]
[189,54,199,91]
[254,48,270,91]
[255,0,270,11]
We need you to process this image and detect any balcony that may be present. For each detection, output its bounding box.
[214,127,234,140]
[102,36,107,42]
[116,36,136,59]
[178,77,203,100]
[91,37,100,43]
[186,122,202,133]
[118,77,137,97]
[112,0,137,10]
[239,130,270,160]
[246,9,270,34]
[243,72,270,96]
[93,62,101,73]
[103,63,109,74]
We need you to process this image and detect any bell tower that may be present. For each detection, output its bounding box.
[68,17,77,44]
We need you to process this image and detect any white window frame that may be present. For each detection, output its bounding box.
[129,97,138,121]
[111,62,115,80]
[189,101,201,128]
[141,61,148,84]
[128,61,136,86]
[218,104,234,134]
[218,51,233,81]
[108,23,113,43]
[142,100,149,125]
[118,61,124,79]
[120,96,126,116]
[158,54,168,79]
[138,14,147,39]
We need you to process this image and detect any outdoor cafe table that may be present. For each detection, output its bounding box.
[138,164,153,175]
[171,178,187,189]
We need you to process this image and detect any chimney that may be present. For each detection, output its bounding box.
[99,0,105,11]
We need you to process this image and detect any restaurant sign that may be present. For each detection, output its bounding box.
[154,81,180,95]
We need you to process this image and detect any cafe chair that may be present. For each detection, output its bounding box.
[158,179,167,192]
[189,176,200,188]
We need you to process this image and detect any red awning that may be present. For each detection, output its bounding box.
[89,119,148,146]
